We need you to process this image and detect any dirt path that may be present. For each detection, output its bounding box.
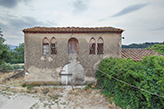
[0,85,122,109]
[0,72,121,109]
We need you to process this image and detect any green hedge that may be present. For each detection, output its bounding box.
[96,56,164,109]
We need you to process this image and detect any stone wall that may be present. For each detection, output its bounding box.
[24,33,122,85]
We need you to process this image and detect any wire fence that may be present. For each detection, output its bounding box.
[78,55,164,99]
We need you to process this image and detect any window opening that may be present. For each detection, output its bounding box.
[51,37,57,54]
[97,37,104,54]
[89,38,96,54]
[43,37,49,55]
[68,38,79,55]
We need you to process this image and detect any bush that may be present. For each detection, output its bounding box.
[96,56,164,109]
[21,65,24,69]
[13,64,21,69]
[0,63,24,70]
[0,62,14,70]
[148,43,164,55]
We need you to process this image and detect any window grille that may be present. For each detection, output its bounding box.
[43,37,49,55]
[89,38,96,54]
[97,37,104,54]
[51,37,57,54]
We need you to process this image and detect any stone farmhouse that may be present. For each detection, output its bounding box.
[23,27,124,85]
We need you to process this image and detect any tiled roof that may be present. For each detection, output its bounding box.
[23,26,124,33]
[121,49,161,61]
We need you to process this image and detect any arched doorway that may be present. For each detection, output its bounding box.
[60,61,85,85]
[68,38,79,55]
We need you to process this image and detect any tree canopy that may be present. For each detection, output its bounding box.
[147,42,164,55]
[0,28,10,65]
[5,43,24,64]
[122,42,163,49]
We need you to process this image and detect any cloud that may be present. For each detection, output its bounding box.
[72,0,89,14]
[0,14,57,45]
[0,15,57,39]
[112,3,149,17]
[151,26,164,31]
[8,16,51,29]
[99,17,109,22]
[0,0,19,8]
[99,3,149,21]
[0,0,31,8]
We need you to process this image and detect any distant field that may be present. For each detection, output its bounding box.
[11,63,24,66]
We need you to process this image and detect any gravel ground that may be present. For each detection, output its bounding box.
[0,72,121,109]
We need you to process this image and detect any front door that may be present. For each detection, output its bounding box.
[60,64,72,85]
[61,60,85,85]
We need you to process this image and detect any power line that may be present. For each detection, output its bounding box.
[78,56,164,99]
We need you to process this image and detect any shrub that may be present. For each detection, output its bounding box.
[96,56,164,109]
[148,43,164,55]
[21,65,24,69]
[13,64,21,69]
[0,62,14,70]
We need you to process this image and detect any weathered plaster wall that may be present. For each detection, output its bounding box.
[24,33,122,84]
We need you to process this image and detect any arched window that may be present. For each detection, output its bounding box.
[89,37,96,54]
[97,37,104,54]
[43,37,49,55]
[51,37,57,54]
[68,38,78,55]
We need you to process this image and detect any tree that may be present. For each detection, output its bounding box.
[122,42,163,49]
[0,28,2,36]
[148,43,164,55]
[14,43,24,63]
[0,28,10,65]
[7,43,24,64]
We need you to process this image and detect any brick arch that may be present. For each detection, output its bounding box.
[43,37,49,43]
[50,37,57,43]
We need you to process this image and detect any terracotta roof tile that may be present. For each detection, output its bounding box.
[121,49,162,61]
[23,26,124,33]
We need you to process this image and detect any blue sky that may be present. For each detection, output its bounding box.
[0,0,164,45]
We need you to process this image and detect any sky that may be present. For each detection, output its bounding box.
[0,0,164,46]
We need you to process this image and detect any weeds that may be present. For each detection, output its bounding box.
[84,84,100,90]
[42,88,49,94]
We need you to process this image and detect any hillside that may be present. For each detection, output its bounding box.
[7,44,16,51]
[122,42,163,49]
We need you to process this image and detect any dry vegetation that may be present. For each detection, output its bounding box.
[0,72,120,109]
[0,71,24,87]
